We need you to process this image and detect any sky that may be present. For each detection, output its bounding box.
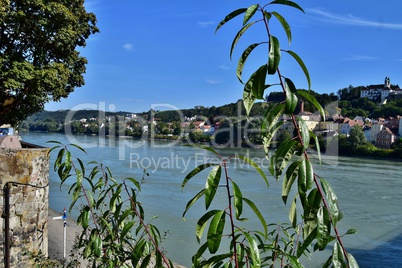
[45,0,402,113]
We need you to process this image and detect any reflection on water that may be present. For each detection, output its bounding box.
[21,131,402,267]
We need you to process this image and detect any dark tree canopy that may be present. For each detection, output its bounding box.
[0,0,99,125]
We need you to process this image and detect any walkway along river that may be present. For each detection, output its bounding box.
[21,131,402,268]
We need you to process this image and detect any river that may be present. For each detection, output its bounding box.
[20,131,402,268]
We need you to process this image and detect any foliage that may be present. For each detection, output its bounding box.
[48,141,173,268]
[0,0,99,125]
[348,125,367,150]
[181,1,359,267]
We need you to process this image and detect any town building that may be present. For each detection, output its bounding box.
[360,77,401,101]
[375,127,396,148]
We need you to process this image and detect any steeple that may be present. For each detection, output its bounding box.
[385,76,391,88]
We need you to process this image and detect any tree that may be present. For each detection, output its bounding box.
[0,0,99,125]
[349,125,367,150]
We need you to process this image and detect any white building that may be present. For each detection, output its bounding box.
[369,122,384,143]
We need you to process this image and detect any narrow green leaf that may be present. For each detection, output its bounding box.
[268,35,280,74]
[232,181,243,219]
[69,143,87,154]
[196,210,221,243]
[243,197,267,238]
[182,163,216,189]
[236,155,269,187]
[271,11,292,44]
[243,4,258,25]
[289,196,297,228]
[183,189,206,219]
[285,50,311,89]
[138,254,151,268]
[242,231,261,267]
[270,139,297,179]
[261,102,285,132]
[284,78,298,114]
[237,43,262,84]
[347,253,360,268]
[309,130,322,164]
[243,81,256,115]
[207,210,226,254]
[298,159,314,194]
[205,166,222,209]
[332,241,345,267]
[121,221,135,240]
[298,117,310,152]
[244,64,268,106]
[317,206,331,250]
[215,8,248,33]
[320,178,340,226]
[297,227,317,257]
[297,89,325,119]
[230,22,256,60]
[282,160,301,203]
[268,0,305,13]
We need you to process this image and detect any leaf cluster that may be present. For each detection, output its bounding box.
[48,141,173,268]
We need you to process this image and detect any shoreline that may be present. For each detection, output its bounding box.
[47,208,186,267]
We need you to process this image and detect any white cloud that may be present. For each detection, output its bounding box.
[123,43,135,51]
[343,55,378,61]
[206,79,222,85]
[198,21,215,28]
[307,8,402,30]
[218,63,231,71]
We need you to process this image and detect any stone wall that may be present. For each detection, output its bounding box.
[0,145,49,267]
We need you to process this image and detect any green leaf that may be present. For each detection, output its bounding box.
[242,231,261,267]
[243,81,256,116]
[271,11,292,44]
[317,206,331,250]
[182,163,216,189]
[183,189,206,219]
[284,78,298,114]
[207,210,226,254]
[285,50,311,90]
[261,102,285,132]
[243,197,267,238]
[297,227,317,257]
[268,0,305,13]
[298,159,314,194]
[268,35,280,74]
[332,241,346,267]
[282,160,301,204]
[243,4,258,25]
[230,22,256,60]
[347,253,360,268]
[78,205,90,229]
[297,89,325,118]
[215,8,248,33]
[345,228,357,235]
[320,178,340,226]
[289,196,298,228]
[237,43,262,84]
[121,221,135,240]
[232,181,243,219]
[269,139,297,179]
[196,210,221,243]
[205,165,222,209]
[309,130,322,164]
[298,117,310,152]
[236,155,269,187]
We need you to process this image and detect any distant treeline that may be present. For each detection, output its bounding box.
[22,86,402,127]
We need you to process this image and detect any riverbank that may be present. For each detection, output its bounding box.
[47,209,186,267]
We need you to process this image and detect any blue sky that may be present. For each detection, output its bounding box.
[45,0,402,113]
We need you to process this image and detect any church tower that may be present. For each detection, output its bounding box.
[385,76,391,88]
